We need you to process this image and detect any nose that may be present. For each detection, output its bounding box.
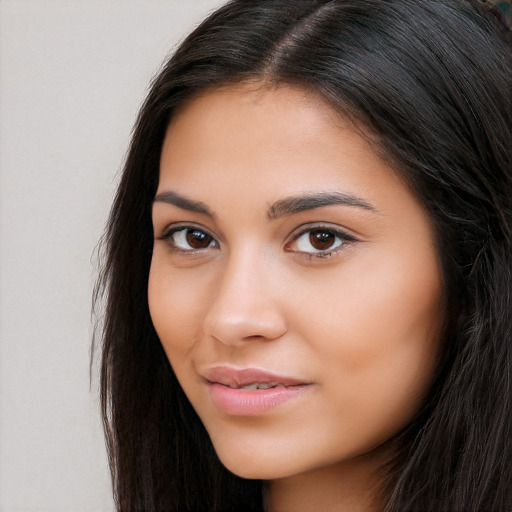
[202,249,288,345]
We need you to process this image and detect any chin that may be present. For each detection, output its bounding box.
[209,440,291,480]
[219,456,290,480]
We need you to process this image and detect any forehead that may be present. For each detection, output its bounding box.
[158,84,402,205]
[163,83,344,162]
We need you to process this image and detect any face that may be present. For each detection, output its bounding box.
[148,84,444,481]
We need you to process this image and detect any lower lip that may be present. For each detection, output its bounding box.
[207,382,310,415]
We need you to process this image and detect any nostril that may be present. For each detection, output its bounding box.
[242,334,267,341]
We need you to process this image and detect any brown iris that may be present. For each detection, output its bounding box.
[186,229,214,249]
[309,229,337,251]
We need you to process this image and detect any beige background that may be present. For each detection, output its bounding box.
[0,1,225,510]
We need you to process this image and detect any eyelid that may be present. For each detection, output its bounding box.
[157,221,214,237]
[285,223,358,257]
[156,221,358,258]
[157,223,220,252]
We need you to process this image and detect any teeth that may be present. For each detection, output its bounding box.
[239,382,278,390]
[223,382,281,390]
[241,383,260,390]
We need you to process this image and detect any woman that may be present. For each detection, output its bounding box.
[94,1,512,510]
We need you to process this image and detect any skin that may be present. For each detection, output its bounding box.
[148,83,445,511]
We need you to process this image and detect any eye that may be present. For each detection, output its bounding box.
[287,227,355,257]
[160,226,218,252]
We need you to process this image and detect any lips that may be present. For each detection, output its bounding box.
[202,366,309,388]
[201,366,312,415]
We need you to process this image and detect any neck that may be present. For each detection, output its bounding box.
[265,453,385,512]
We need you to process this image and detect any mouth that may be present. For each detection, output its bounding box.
[201,366,313,415]
[226,382,286,390]
[202,365,309,388]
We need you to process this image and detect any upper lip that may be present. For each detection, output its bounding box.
[201,366,309,388]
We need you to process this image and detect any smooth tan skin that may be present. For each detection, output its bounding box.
[149,84,445,512]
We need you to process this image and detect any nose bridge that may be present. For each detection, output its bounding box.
[203,245,287,344]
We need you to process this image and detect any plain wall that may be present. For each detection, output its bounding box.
[0,1,226,510]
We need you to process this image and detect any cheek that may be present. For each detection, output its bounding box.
[298,247,442,351]
[294,246,443,434]
[147,257,211,359]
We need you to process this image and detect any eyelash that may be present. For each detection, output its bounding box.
[157,224,356,259]
[286,225,356,259]
[158,224,218,254]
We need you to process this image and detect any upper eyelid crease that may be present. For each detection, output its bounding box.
[160,224,216,239]
[159,226,218,251]
[290,227,356,246]
[292,223,357,236]
[159,224,353,259]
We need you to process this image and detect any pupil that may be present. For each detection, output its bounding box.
[186,229,211,248]
[309,230,335,250]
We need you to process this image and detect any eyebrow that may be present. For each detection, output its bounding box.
[153,191,213,217]
[267,191,377,219]
[153,190,377,219]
